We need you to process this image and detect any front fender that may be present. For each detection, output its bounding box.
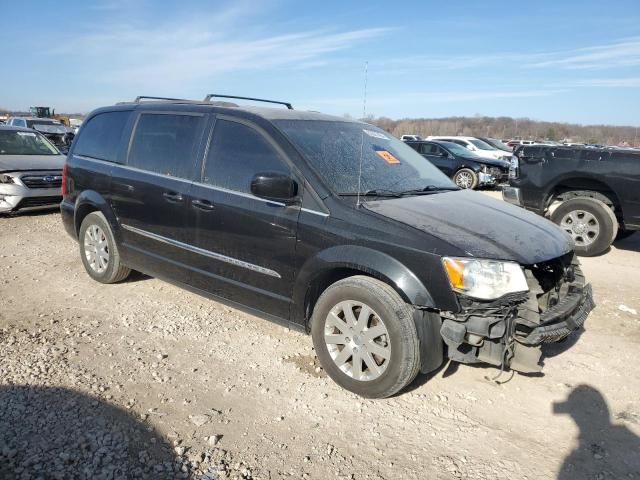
[292,245,435,323]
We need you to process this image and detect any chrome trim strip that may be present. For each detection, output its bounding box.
[121,224,282,278]
[301,207,329,217]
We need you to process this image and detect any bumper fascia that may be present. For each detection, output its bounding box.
[60,199,77,239]
[502,186,522,206]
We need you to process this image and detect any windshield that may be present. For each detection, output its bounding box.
[438,141,480,157]
[275,120,456,194]
[0,130,60,155]
[469,138,496,150]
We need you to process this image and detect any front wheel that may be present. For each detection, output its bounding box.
[311,276,420,398]
[453,168,478,189]
[550,197,618,257]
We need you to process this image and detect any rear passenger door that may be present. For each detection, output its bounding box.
[110,111,207,283]
[187,116,300,319]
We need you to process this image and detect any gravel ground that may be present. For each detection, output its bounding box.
[1,203,639,479]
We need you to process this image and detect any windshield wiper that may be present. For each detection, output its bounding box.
[339,189,403,198]
[397,185,460,196]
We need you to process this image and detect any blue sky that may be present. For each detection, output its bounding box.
[1,0,639,125]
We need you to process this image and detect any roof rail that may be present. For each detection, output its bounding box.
[133,96,192,103]
[204,94,293,110]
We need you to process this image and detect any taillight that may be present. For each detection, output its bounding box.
[61,163,69,196]
[508,155,519,179]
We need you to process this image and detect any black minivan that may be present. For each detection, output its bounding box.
[61,96,594,398]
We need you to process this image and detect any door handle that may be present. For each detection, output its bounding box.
[192,199,215,211]
[162,191,183,202]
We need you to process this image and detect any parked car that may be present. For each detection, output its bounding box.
[507,140,535,150]
[503,145,640,256]
[400,134,422,141]
[405,140,509,189]
[477,137,512,153]
[0,125,65,213]
[6,117,75,153]
[427,136,512,161]
[61,95,593,398]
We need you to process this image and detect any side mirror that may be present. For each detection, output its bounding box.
[251,173,299,203]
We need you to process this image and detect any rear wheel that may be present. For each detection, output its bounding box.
[551,197,618,257]
[453,168,478,189]
[311,276,420,398]
[79,212,131,283]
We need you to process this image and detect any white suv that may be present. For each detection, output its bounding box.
[427,136,512,161]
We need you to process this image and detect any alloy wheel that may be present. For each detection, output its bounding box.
[455,171,474,189]
[84,225,109,273]
[324,300,391,381]
[560,210,600,246]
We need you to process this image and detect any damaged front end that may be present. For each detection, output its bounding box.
[440,253,594,373]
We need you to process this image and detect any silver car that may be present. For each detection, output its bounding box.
[0,126,66,213]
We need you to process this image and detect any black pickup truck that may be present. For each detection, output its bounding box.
[503,145,640,256]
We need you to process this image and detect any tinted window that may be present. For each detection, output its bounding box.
[74,111,131,162]
[420,143,439,154]
[520,146,546,159]
[551,148,577,160]
[203,119,289,193]
[128,113,204,178]
[581,149,604,161]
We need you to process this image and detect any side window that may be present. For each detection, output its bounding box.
[581,150,603,161]
[128,113,204,178]
[203,119,289,194]
[419,144,432,154]
[74,111,131,162]
[551,148,577,160]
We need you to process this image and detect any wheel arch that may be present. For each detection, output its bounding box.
[74,191,120,238]
[293,245,435,329]
[544,175,622,216]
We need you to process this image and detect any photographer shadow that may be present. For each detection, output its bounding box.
[555,384,640,479]
[0,385,181,479]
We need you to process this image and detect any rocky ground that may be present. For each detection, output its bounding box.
[1,202,639,479]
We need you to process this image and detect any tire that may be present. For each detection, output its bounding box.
[453,168,478,189]
[79,212,131,283]
[550,197,618,257]
[311,276,420,398]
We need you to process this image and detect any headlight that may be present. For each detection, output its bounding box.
[0,174,15,184]
[442,257,529,300]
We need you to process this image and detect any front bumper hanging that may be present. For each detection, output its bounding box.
[439,255,594,373]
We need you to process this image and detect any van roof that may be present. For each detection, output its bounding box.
[113,96,361,123]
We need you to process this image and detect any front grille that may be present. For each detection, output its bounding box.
[15,196,61,209]
[21,173,63,189]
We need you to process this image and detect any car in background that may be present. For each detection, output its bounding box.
[504,144,639,256]
[0,125,66,213]
[406,140,509,189]
[400,134,422,141]
[477,137,512,153]
[6,117,75,153]
[426,136,512,161]
[507,140,535,150]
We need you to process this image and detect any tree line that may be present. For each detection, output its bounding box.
[362,115,639,146]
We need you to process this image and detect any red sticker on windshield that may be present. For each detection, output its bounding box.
[376,150,400,164]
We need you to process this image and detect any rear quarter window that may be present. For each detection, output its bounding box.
[73,111,131,162]
[128,113,205,178]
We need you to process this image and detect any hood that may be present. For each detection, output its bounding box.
[458,154,509,168]
[31,124,69,135]
[363,190,573,265]
[475,149,510,161]
[0,154,66,172]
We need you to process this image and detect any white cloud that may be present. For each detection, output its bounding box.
[51,8,390,91]
[574,77,640,87]
[527,37,640,70]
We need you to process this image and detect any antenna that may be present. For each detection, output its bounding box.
[356,61,368,208]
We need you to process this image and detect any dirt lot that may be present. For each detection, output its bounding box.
[1,198,639,479]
